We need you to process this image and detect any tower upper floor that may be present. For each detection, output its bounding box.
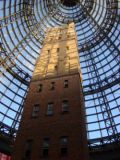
[33,23,82,81]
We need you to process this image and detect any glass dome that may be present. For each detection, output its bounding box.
[0,0,120,148]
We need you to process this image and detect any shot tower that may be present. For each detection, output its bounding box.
[12,23,89,160]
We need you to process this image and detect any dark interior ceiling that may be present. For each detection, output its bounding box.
[0,0,120,149]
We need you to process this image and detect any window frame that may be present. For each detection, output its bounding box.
[60,136,68,146]
[42,138,50,157]
[50,82,55,90]
[62,100,69,113]
[38,84,43,92]
[24,139,33,159]
[64,80,68,88]
[60,136,68,157]
[47,103,54,116]
[31,104,40,118]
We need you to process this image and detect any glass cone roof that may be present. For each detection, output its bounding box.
[0,0,120,147]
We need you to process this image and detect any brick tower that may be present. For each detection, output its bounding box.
[12,23,89,160]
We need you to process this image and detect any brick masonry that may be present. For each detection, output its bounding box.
[12,74,89,160]
[12,23,89,160]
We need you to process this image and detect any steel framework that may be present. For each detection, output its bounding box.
[0,0,120,148]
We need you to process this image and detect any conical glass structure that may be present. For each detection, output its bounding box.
[0,0,120,148]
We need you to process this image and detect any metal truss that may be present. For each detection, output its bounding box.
[0,41,31,85]
[84,52,120,144]
[0,0,120,149]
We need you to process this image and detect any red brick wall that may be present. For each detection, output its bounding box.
[12,73,89,160]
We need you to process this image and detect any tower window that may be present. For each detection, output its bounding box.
[60,136,68,157]
[50,82,55,90]
[58,36,62,40]
[38,84,43,92]
[43,138,50,148]
[67,34,70,38]
[55,65,58,70]
[24,139,33,159]
[31,104,40,118]
[26,139,33,150]
[43,138,50,157]
[57,48,59,52]
[64,80,68,88]
[67,46,69,50]
[60,136,68,145]
[61,148,68,157]
[62,100,69,113]
[47,103,53,116]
